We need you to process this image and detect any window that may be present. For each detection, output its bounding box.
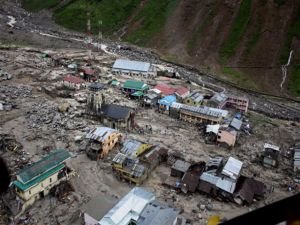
[50,178,52,183]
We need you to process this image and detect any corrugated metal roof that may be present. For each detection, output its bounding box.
[113,59,151,73]
[171,160,191,173]
[187,91,204,103]
[264,143,280,151]
[230,118,242,130]
[158,95,177,106]
[63,75,85,84]
[86,127,118,142]
[216,178,236,194]
[123,80,149,91]
[16,149,70,184]
[221,157,243,180]
[137,200,178,225]
[120,139,143,158]
[99,187,155,225]
[154,84,176,96]
[200,172,220,185]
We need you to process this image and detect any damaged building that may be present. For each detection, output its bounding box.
[85,127,122,160]
[10,149,74,217]
[262,143,280,168]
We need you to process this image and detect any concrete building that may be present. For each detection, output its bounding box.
[120,139,153,159]
[175,87,190,99]
[112,59,156,77]
[217,129,237,147]
[225,96,249,113]
[171,160,191,178]
[13,149,74,216]
[153,83,176,96]
[86,127,122,160]
[184,91,204,106]
[158,95,177,112]
[100,104,135,130]
[170,103,226,124]
[62,75,86,89]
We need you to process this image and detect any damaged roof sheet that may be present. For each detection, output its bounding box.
[200,172,220,185]
[171,160,191,173]
[264,143,280,151]
[222,157,243,180]
[120,139,143,158]
[216,178,236,194]
[137,200,178,225]
[206,124,220,134]
[230,118,242,130]
[86,127,118,142]
[99,187,155,225]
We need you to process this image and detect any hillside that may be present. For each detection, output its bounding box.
[23,0,300,97]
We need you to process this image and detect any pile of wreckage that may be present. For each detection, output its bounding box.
[0,133,30,173]
[0,67,12,81]
[163,156,266,205]
[0,85,32,111]
[111,139,168,185]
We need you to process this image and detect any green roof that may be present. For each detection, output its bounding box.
[14,164,65,191]
[131,91,144,97]
[123,80,149,91]
[16,149,71,184]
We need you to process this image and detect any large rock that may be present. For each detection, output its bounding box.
[58,102,70,113]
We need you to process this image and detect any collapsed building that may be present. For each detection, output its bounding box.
[164,156,265,205]
[262,143,280,168]
[5,149,75,217]
[112,139,167,185]
[86,127,122,160]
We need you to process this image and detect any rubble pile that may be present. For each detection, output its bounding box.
[0,67,12,81]
[26,101,87,132]
[50,181,75,202]
[0,85,32,111]
[0,133,30,172]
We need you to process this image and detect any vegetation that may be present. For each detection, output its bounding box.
[126,0,179,46]
[54,0,140,35]
[220,0,252,63]
[22,0,60,11]
[222,67,258,90]
[244,18,261,55]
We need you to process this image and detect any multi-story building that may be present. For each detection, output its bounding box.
[13,149,74,216]
[86,127,122,160]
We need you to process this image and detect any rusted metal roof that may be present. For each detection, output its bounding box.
[86,127,118,142]
[63,75,85,84]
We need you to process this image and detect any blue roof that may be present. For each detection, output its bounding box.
[159,95,176,106]
[112,59,151,73]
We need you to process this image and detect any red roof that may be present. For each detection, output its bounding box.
[154,84,176,95]
[63,75,85,84]
[175,87,189,96]
[81,68,95,75]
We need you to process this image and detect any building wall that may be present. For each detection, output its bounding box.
[100,132,121,158]
[226,97,248,113]
[16,171,60,201]
[217,130,236,147]
[180,111,222,124]
[84,213,98,225]
[103,118,128,130]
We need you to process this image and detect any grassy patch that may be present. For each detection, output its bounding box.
[220,0,252,63]
[288,65,300,96]
[222,67,258,90]
[187,6,218,53]
[244,18,262,55]
[125,0,179,46]
[161,54,178,63]
[54,0,140,35]
[22,0,60,11]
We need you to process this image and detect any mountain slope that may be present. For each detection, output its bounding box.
[23,0,300,96]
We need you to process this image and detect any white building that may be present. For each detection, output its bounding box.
[112,59,156,77]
